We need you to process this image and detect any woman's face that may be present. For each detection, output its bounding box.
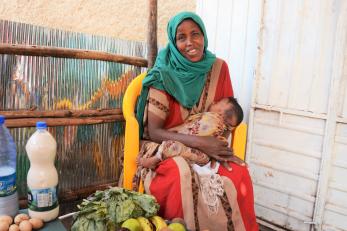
[175,19,205,62]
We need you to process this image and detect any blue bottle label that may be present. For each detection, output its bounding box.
[0,172,17,197]
[27,186,59,212]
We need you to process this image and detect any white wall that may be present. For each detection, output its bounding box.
[0,0,195,46]
[196,0,262,122]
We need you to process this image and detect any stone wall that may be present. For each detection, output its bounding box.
[0,0,195,46]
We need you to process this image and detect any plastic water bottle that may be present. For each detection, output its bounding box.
[0,115,19,217]
[26,121,59,222]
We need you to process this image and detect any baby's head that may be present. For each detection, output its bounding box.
[209,97,243,128]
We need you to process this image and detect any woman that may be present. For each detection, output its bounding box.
[136,12,258,231]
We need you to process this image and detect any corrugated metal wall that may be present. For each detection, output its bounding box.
[323,26,347,230]
[198,0,347,230]
[0,20,146,197]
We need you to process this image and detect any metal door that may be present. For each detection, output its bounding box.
[247,0,347,230]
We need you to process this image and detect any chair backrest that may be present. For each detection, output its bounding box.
[122,73,247,190]
[232,123,247,160]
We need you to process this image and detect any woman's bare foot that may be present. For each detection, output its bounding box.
[137,156,161,169]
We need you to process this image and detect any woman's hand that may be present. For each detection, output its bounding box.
[195,136,234,162]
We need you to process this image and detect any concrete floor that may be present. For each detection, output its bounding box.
[260,224,276,231]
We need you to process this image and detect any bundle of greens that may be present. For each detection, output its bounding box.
[71,187,160,231]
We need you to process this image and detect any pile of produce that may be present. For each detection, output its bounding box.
[0,213,44,231]
[120,216,187,231]
[71,187,161,231]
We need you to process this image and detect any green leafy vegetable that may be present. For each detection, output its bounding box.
[71,187,160,231]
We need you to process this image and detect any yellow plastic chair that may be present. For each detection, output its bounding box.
[122,72,146,191]
[232,123,248,161]
[122,73,248,191]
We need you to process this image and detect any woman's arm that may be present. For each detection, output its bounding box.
[147,111,234,162]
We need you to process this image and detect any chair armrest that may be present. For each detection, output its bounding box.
[122,73,146,190]
[123,116,140,189]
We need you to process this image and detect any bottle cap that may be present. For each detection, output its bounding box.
[0,115,4,124]
[36,121,47,129]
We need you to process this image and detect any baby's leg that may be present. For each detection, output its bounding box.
[229,156,247,166]
[215,135,247,169]
[160,140,209,165]
[221,161,233,171]
[218,157,247,172]
[209,159,233,171]
[136,141,161,169]
[137,155,161,169]
[189,148,210,165]
[159,140,185,158]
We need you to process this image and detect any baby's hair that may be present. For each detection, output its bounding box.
[226,97,244,126]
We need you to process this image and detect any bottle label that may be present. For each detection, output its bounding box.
[0,173,17,197]
[27,186,59,212]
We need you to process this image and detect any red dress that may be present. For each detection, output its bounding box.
[142,58,258,231]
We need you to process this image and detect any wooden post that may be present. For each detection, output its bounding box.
[4,115,124,128]
[147,0,158,68]
[0,108,122,119]
[0,109,124,127]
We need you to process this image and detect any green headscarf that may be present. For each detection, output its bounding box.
[136,11,216,137]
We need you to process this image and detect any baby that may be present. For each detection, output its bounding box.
[137,96,245,171]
